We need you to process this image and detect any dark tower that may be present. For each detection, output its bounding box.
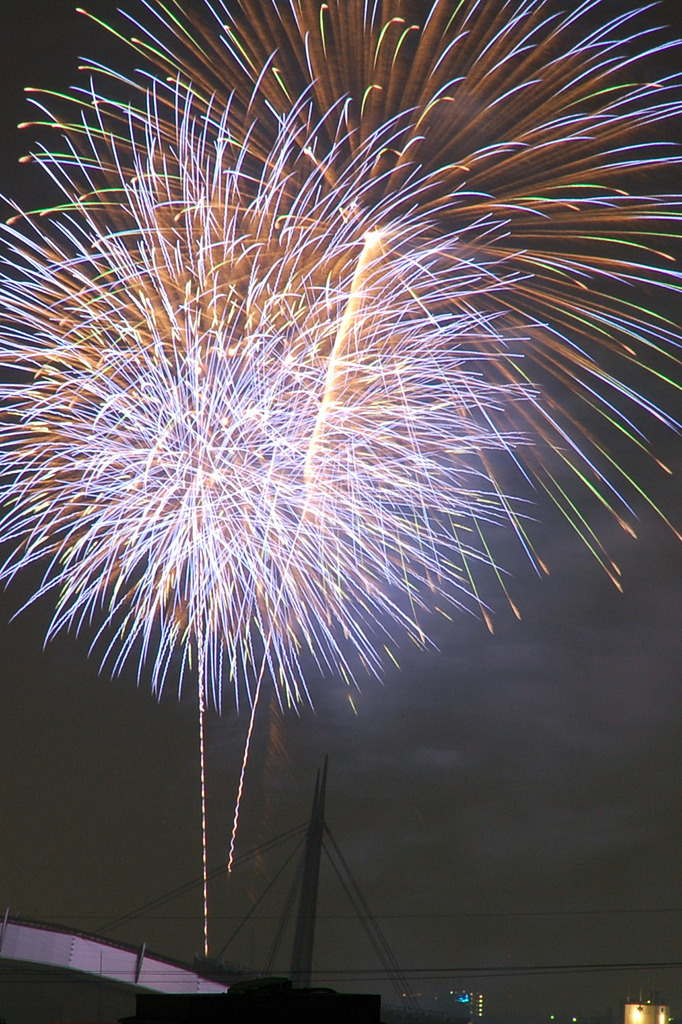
[289,756,328,986]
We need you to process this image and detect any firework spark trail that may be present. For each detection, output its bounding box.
[196,622,210,957]
[303,228,385,491]
[228,671,263,876]
[0,0,682,947]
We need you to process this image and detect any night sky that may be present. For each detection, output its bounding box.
[1,2,682,1023]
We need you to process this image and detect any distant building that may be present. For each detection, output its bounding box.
[624,1001,670,1024]
[450,990,484,1017]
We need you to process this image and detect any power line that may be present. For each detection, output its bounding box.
[33,906,682,924]
[2,959,682,985]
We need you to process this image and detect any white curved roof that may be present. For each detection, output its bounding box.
[0,911,227,994]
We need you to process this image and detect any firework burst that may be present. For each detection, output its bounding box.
[0,81,531,707]
[1,0,681,703]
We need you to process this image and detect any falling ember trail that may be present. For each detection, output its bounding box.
[197,641,210,957]
[228,674,264,874]
[304,229,384,490]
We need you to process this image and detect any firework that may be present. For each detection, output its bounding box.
[1,0,681,705]
[0,78,529,709]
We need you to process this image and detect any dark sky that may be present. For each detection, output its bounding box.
[1,2,682,1023]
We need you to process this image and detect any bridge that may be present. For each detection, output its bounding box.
[0,910,227,994]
